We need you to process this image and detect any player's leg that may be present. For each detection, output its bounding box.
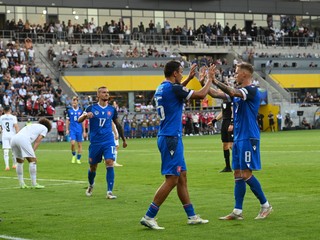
[11,149,17,169]
[3,139,11,170]
[242,140,272,219]
[70,138,77,163]
[3,148,10,170]
[219,143,245,220]
[16,158,29,188]
[76,141,82,164]
[105,158,117,199]
[113,141,122,167]
[26,157,44,189]
[86,144,102,196]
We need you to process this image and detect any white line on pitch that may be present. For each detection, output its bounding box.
[0,176,86,184]
[0,235,31,240]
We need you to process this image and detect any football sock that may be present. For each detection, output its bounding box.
[16,163,24,185]
[183,203,196,218]
[146,202,160,218]
[223,149,231,168]
[88,170,96,186]
[106,167,115,192]
[4,149,9,168]
[77,154,81,160]
[72,151,76,156]
[29,162,37,186]
[245,175,267,205]
[12,153,17,166]
[234,177,246,210]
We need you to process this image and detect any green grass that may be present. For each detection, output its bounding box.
[1,130,319,240]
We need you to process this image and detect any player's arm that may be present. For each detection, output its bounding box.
[78,110,94,123]
[81,120,87,138]
[14,123,20,133]
[65,118,70,135]
[33,135,44,151]
[181,63,197,87]
[113,118,127,148]
[212,71,243,98]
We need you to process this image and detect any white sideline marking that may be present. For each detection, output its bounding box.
[0,235,31,240]
[0,177,86,190]
[0,176,86,183]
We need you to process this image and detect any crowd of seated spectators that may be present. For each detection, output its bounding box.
[4,17,318,48]
[0,39,66,120]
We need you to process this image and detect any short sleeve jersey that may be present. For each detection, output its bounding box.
[232,85,260,141]
[16,123,48,143]
[67,107,83,133]
[0,114,18,138]
[154,80,193,137]
[85,103,117,145]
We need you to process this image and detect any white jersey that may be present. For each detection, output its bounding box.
[0,113,18,138]
[13,123,48,143]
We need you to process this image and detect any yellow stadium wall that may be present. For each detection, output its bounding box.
[270,74,320,88]
[63,74,216,106]
[259,105,280,132]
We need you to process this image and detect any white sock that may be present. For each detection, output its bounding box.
[4,149,9,168]
[16,163,24,185]
[29,162,37,186]
[233,208,243,215]
[261,201,270,208]
[12,153,17,166]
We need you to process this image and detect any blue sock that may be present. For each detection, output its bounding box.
[146,202,159,218]
[77,154,81,160]
[234,178,246,210]
[72,151,76,156]
[88,170,96,186]
[183,204,196,218]
[106,167,115,192]
[246,175,267,204]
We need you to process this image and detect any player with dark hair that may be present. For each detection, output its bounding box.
[11,118,52,189]
[140,61,213,230]
[204,62,272,220]
[78,86,127,199]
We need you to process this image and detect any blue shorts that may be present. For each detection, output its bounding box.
[88,143,116,165]
[232,139,261,171]
[69,131,83,142]
[157,136,186,176]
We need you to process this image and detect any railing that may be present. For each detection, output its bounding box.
[1,29,317,49]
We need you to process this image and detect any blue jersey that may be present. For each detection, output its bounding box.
[154,80,193,137]
[232,85,260,141]
[85,103,117,145]
[67,107,83,133]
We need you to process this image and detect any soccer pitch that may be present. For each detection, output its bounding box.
[1,130,319,240]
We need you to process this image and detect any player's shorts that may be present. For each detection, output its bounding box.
[11,136,35,158]
[221,119,234,143]
[69,131,83,142]
[2,136,13,149]
[58,131,64,136]
[157,136,186,176]
[88,143,116,165]
[232,138,261,171]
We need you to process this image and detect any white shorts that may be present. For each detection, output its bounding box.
[2,136,13,149]
[11,136,35,159]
